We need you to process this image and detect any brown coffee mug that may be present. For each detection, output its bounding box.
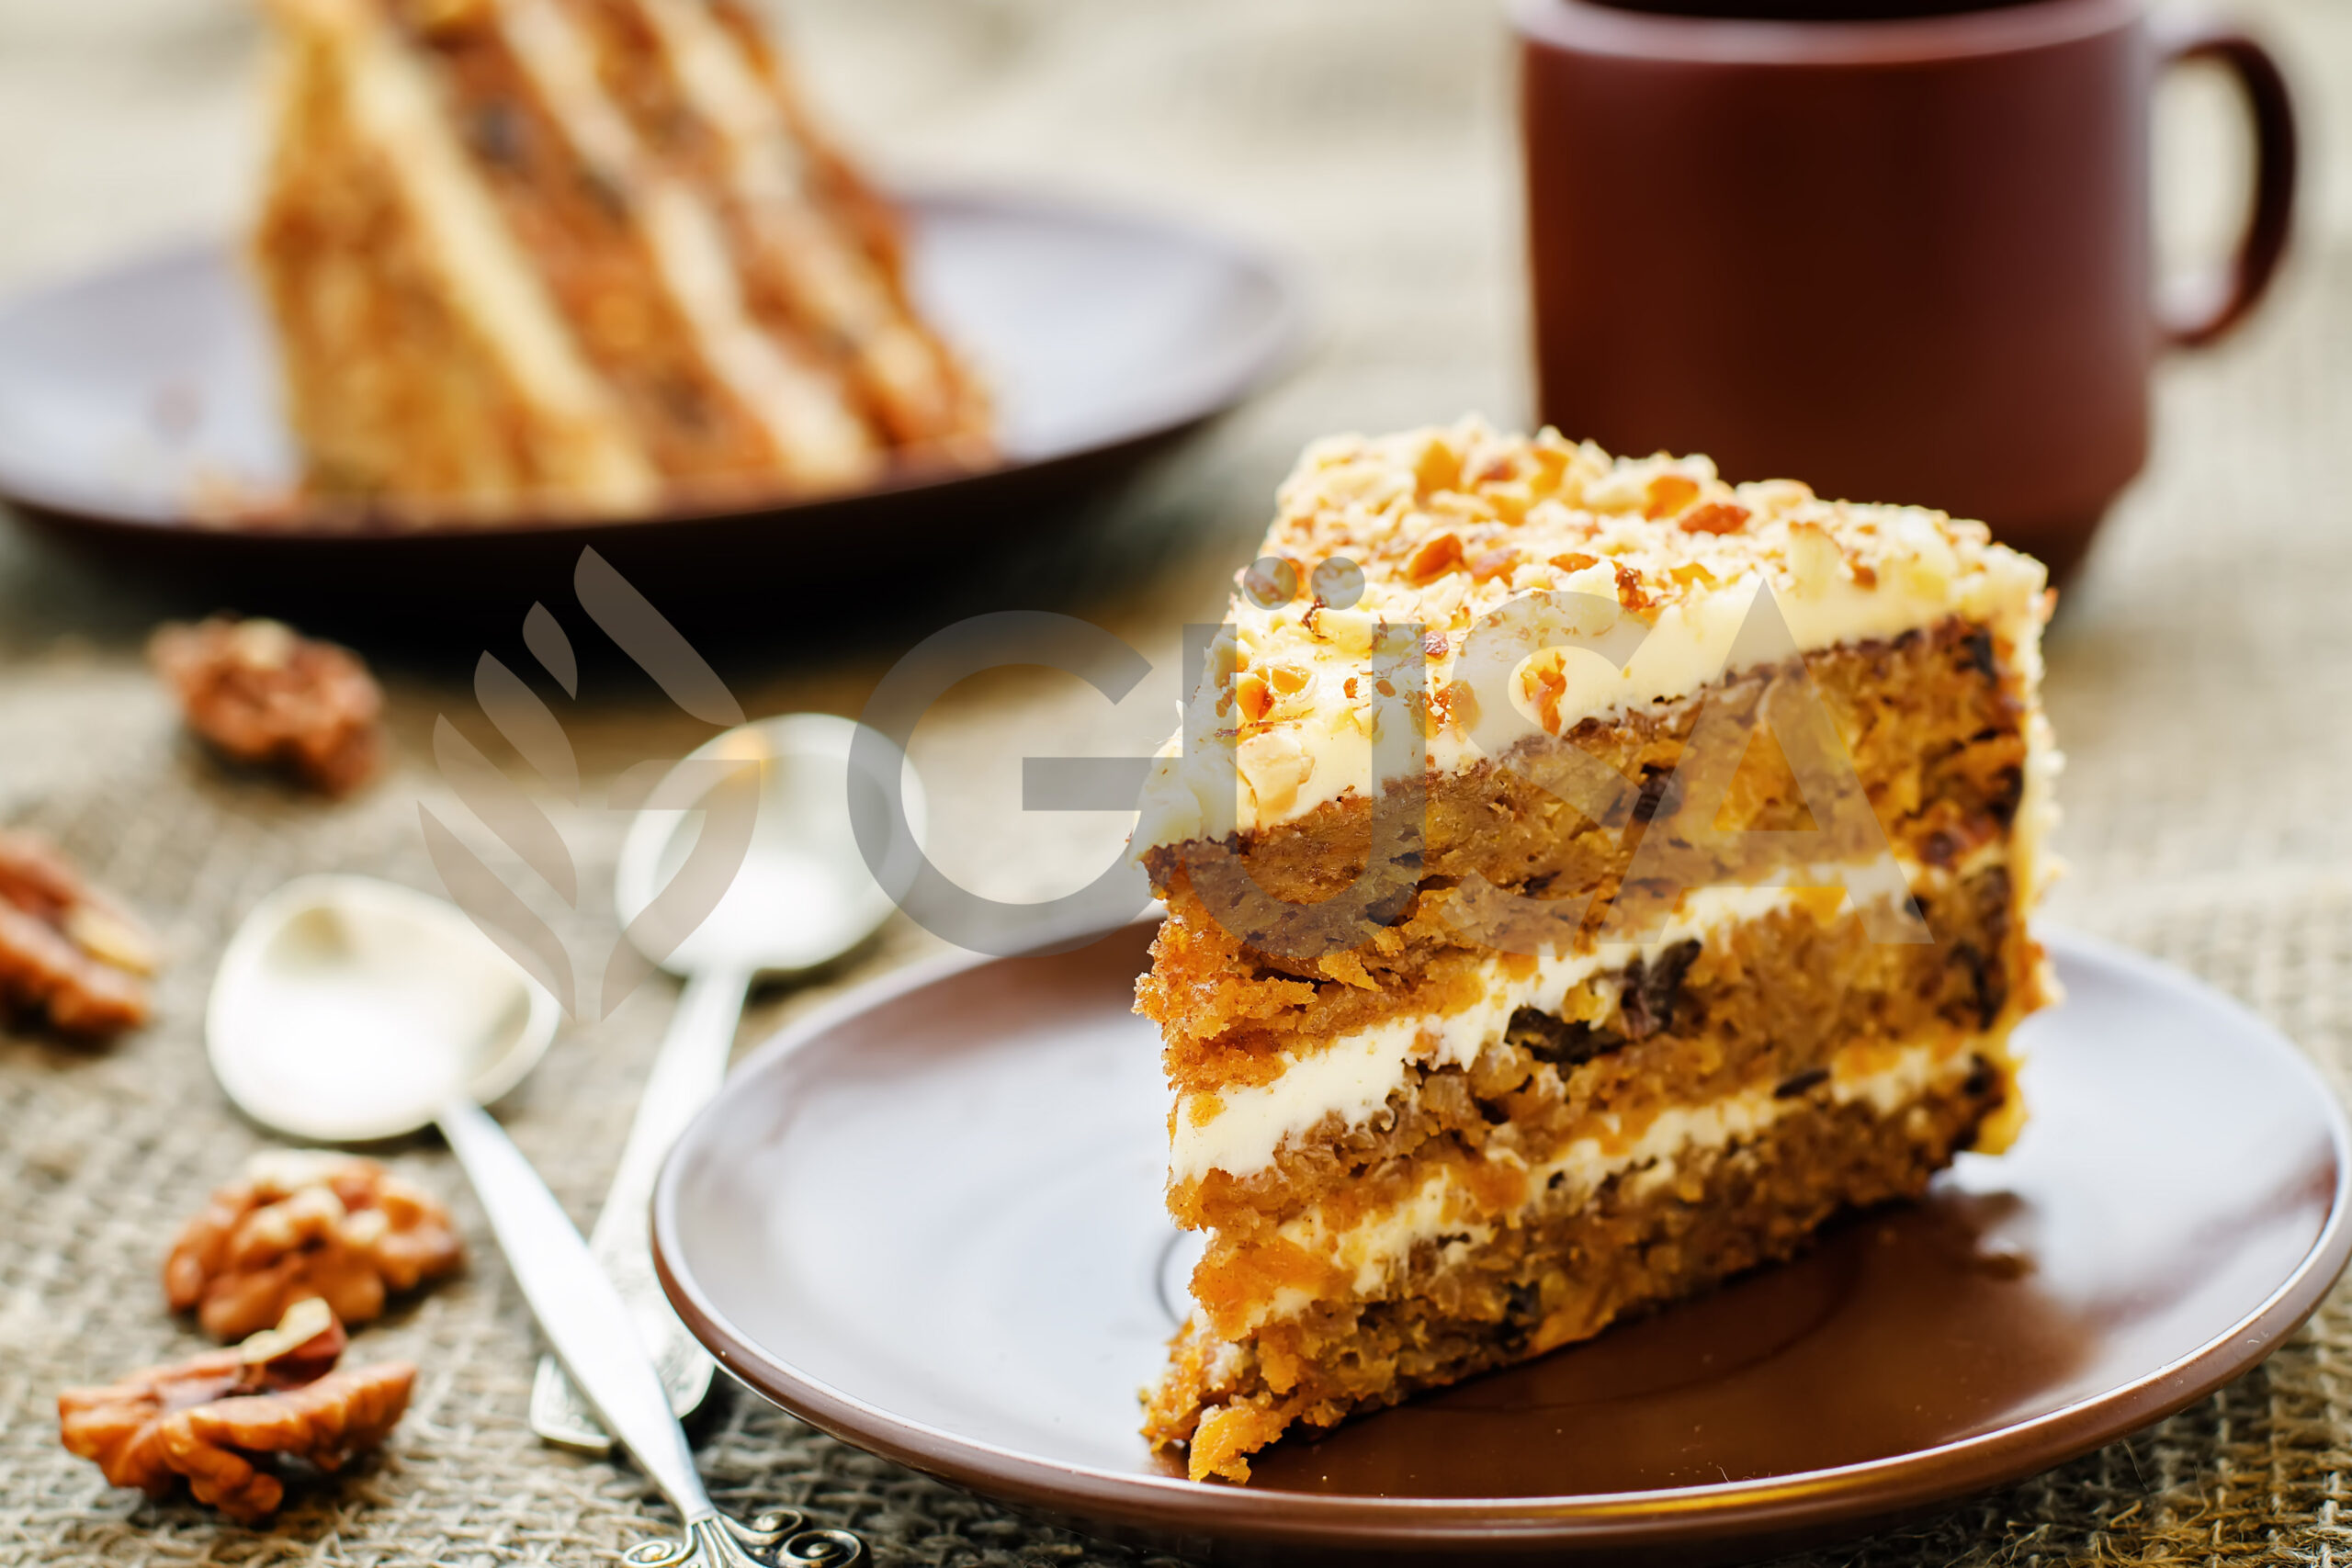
[1516,0,2296,580]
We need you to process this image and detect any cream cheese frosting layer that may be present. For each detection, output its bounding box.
[1240,1035,1972,1330]
[1135,420,2051,847]
[1170,860,1928,1185]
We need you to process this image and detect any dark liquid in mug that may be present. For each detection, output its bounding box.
[1590,0,2049,19]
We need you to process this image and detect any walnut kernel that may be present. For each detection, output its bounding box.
[0,830,154,1039]
[165,1152,464,1341]
[58,1298,413,1524]
[150,617,386,795]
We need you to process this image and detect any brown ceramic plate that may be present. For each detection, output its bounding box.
[652,924,2352,1563]
[0,190,1302,607]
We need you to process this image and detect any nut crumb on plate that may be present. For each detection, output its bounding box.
[57,1298,414,1524]
[0,829,156,1039]
[166,1151,464,1341]
[150,617,385,795]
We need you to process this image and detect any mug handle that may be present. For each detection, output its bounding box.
[2154,18,2298,348]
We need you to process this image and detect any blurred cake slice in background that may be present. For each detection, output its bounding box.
[251,0,991,516]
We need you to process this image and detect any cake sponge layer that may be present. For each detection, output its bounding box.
[1148,1049,2003,1483]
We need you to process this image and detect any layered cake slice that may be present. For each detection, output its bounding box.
[1134,421,2058,1483]
[253,0,989,514]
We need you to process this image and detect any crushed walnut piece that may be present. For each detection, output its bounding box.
[0,829,156,1039]
[59,1298,413,1524]
[166,1151,464,1341]
[150,617,385,795]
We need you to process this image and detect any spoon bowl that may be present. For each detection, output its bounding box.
[618,712,926,981]
[208,874,560,1143]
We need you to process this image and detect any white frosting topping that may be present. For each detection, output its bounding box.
[1136,421,2051,846]
[1170,863,1922,1184]
[1237,1036,1968,1329]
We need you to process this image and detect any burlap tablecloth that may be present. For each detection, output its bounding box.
[6,0,2352,1562]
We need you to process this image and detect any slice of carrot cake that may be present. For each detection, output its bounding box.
[252,0,989,515]
[1133,419,2058,1483]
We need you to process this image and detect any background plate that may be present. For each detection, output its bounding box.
[653,926,2352,1563]
[0,190,1302,610]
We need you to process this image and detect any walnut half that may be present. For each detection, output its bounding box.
[166,1151,465,1341]
[58,1298,414,1524]
[150,617,385,796]
[0,829,155,1039]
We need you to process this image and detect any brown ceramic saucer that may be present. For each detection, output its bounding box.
[0,189,1302,608]
[651,924,2352,1563]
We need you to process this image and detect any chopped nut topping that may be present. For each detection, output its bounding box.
[1784,520,1847,595]
[1235,673,1273,724]
[0,830,154,1039]
[1404,532,1464,583]
[1679,502,1750,536]
[1468,547,1520,583]
[1433,678,1479,732]
[58,1299,413,1524]
[1239,557,1298,608]
[1468,453,1516,486]
[150,617,386,796]
[1526,659,1568,734]
[165,1152,463,1341]
[1410,435,1462,498]
[1234,729,1312,818]
[1643,473,1701,519]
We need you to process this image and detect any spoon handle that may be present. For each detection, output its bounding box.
[436,1097,715,1523]
[534,966,751,1451]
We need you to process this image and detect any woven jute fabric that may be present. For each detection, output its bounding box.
[6,0,2352,1562]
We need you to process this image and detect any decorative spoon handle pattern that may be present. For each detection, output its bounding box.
[435,1098,865,1564]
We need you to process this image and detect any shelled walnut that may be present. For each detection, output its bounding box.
[166,1151,465,1341]
[150,617,385,795]
[58,1298,413,1524]
[0,829,156,1038]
